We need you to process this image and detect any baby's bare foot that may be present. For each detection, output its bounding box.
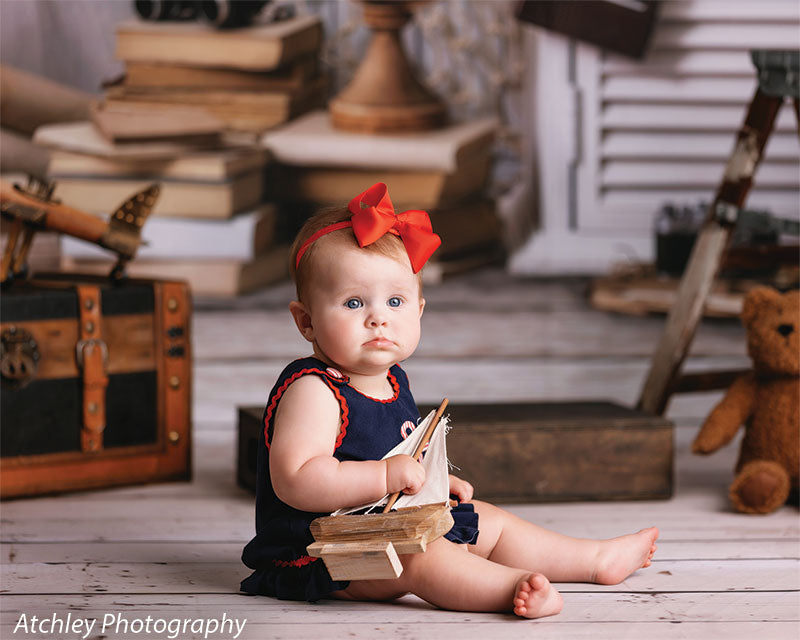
[512,573,563,619]
[592,526,659,585]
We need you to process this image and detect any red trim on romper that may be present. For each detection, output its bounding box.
[273,555,319,569]
[349,369,400,404]
[263,368,349,451]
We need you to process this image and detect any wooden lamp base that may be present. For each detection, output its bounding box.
[329,0,446,134]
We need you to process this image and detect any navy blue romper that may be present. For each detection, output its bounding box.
[240,356,479,602]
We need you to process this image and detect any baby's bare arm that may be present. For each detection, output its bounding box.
[269,375,424,512]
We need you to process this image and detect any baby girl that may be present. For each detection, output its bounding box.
[241,183,658,617]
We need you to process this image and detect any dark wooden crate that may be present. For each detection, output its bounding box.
[238,401,673,501]
[1,275,192,498]
[421,401,673,502]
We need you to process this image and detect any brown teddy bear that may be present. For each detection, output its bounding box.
[692,286,799,514]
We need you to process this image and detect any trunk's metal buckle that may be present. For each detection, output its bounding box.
[75,338,108,370]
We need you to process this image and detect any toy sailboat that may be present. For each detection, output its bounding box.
[306,399,454,580]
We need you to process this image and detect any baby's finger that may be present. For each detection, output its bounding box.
[450,477,473,502]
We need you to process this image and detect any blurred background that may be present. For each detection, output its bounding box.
[1,0,797,295]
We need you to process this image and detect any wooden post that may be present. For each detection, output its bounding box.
[637,88,784,416]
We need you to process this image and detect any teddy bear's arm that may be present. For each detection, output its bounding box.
[691,373,756,455]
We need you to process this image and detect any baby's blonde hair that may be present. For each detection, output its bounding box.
[290,207,423,304]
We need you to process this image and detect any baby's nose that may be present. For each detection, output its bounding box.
[777,324,794,337]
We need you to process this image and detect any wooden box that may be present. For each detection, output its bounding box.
[238,402,673,501]
[422,401,673,502]
[0,275,192,498]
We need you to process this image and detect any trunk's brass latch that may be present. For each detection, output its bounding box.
[1,326,40,388]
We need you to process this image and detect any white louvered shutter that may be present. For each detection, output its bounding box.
[576,0,800,233]
[514,0,800,274]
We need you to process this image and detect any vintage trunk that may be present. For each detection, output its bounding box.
[0,274,191,498]
[238,402,673,501]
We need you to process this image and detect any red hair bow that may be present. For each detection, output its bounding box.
[348,183,441,273]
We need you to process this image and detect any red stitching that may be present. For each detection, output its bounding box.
[273,555,319,568]
[349,369,400,403]
[332,382,349,449]
[264,367,349,451]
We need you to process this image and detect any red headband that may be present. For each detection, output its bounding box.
[294,183,441,273]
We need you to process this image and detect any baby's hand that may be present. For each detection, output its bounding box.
[385,454,426,495]
[448,474,474,503]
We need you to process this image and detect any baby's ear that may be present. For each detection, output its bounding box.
[289,301,314,342]
[418,297,426,318]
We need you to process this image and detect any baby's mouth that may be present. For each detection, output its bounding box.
[364,337,395,348]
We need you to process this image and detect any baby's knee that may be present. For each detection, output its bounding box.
[470,498,504,517]
[399,547,430,578]
[470,499,513,529]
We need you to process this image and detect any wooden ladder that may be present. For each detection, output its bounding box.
[637,49,800,416]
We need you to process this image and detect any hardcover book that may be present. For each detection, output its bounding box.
[48,147,267,181]
[61,246,290,297]
[51,170,263,219]
[61,205,277,260]
[115,14,323,71]
[121,56,319,92]
[262,111,497,172]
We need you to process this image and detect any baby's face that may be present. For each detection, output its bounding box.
[302,242,424,377]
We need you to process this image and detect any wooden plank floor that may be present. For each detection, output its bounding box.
[2,270,799,639]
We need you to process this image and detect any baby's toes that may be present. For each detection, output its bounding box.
[530,574,547,590]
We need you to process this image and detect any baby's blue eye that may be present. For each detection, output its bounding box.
[345,298,363,309]
[387,297,403,308]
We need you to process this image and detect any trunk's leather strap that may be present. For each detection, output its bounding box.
[76,285,108,453]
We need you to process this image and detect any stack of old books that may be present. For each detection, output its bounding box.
[32,106,287,297]
[105,13,325,135]
[262,111,503,281]
[24,15,329,296]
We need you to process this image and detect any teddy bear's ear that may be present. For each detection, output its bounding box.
[741,286,781,326]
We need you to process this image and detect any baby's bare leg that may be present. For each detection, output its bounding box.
[470,500,658,584]
[334,537,563,618]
